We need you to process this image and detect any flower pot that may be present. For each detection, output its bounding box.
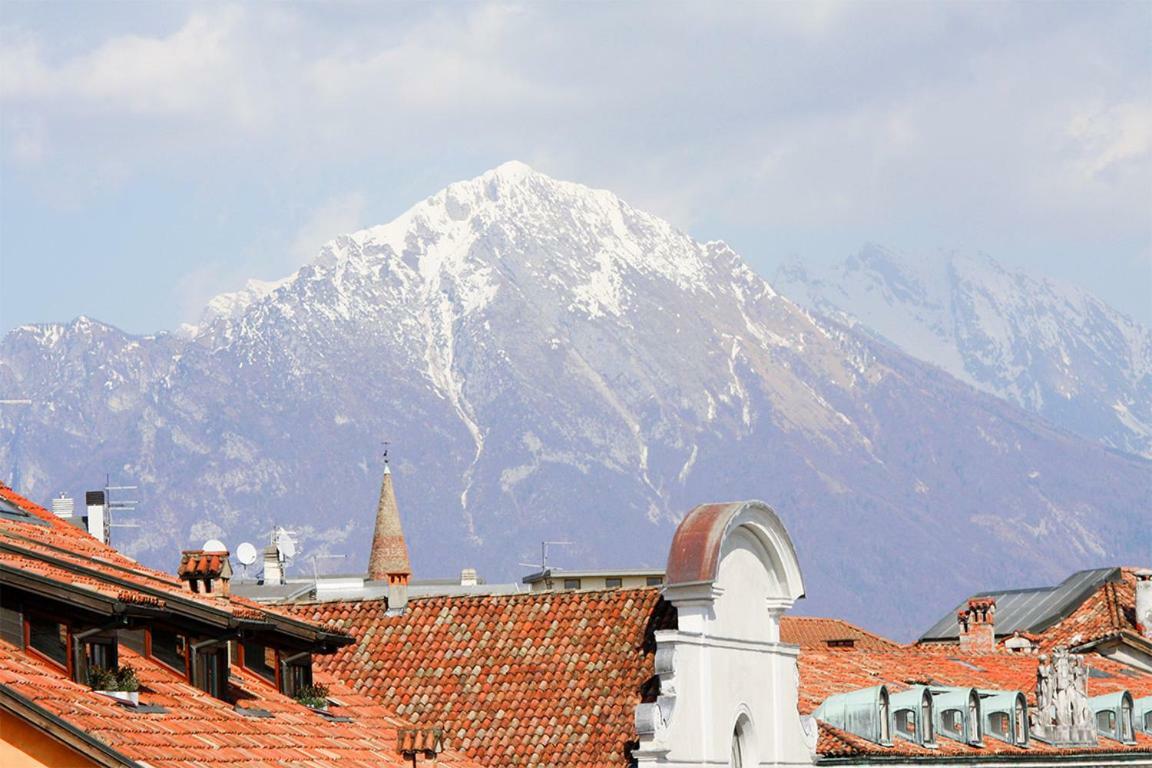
[97,690,140,706]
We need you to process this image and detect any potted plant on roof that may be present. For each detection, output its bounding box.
[89,665,140,706]
[294,683,330,711]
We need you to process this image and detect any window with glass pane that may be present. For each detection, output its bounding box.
[563,578,581,590]
[894,709,916,738]
[1014,700,1028,744]
[151,627,186,675]
[282,654,313,698]
[605,578,622,588]
[646,576,663,586]
[194,646,228,698]
[242,638,277,684]
[1097,710,1116,735]
[119,628,146,655]
[988,711,1010,739]
[1121,700,1133,741]
[28,615,68,667]
[941,709,964,737]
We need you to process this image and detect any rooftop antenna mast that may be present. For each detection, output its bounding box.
[518,540,572,573]
[103,474,140,547]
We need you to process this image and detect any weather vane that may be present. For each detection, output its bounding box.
[381,439,391,465]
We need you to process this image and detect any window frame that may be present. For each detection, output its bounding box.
[148,626,190,680]
[23,612,71,674]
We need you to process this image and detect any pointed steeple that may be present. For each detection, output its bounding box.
[367,463,412,584]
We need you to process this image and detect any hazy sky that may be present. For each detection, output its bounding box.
[1,1,1149,334]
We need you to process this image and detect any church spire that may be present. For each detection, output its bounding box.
[367,457,412,584]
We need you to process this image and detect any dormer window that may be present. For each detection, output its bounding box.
[26,614,68,669]
[1090,691,1136,744]
[932,687,982,745]
[813,685,892,747]
[890,687,935,746]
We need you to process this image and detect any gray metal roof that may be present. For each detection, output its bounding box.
[919,567,1122,641]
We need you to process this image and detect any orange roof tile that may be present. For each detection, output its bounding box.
[1037,568,1147,651]
[0,483,483,768]
[0,640,481,767]
[781,616,901,651]
[0,484,338,642]
[293,588,676,768]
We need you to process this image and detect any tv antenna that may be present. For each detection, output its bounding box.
[103,474,140,547]
[518,540,572,573]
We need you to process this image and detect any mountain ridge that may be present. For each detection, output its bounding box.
[2,164,1148,639]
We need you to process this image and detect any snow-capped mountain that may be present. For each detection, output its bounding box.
[776,245,1152,457]
[2,164,1148,638]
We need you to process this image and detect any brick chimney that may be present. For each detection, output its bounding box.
[957,597,996,653]
[178,550,233,597]
[1135,569,1152,640]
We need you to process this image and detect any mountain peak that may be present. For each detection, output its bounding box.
[485,159,538,182]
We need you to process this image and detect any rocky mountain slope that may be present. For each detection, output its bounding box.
[776,245,1152,458]
[2,164,1148,638]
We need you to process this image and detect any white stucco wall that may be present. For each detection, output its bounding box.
[634,502,816,768]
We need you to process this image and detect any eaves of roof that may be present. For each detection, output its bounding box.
[0,683,139,768]
[1071,630,1152,657]
[0,528,351,651]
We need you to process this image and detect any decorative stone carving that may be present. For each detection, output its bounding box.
[1029,647,1097,746]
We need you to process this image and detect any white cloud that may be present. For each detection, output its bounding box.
[289,193,365,266]
[1,0,1149,327]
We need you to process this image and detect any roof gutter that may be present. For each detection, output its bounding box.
[0,683,140,768]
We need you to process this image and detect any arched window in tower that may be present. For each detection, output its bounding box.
[731,714,753,768]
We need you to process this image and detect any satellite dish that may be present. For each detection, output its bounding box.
[276,529,297,560]
[236,542,257,566]
[202,539,227,553]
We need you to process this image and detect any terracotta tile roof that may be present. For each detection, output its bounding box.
[0,640,481,767]
[0,484,334,639]
[0,482,483,768]
[292,588,677,768]
[799,643,1152,758]
[781,616,901,650]
[1037,568,1146,651]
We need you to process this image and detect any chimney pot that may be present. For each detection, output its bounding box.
[958,597,996,653]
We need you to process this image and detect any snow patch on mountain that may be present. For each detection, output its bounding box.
[776,245,1152,457]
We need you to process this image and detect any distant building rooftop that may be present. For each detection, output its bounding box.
[521,568,664,592]
[920,567,1124,641]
